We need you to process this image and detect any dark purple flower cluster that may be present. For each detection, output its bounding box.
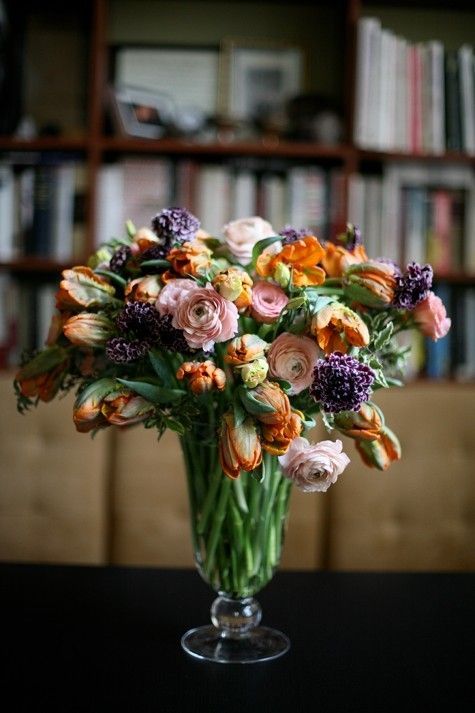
[109,245,132,275]
[310,352,375,413]
[151,207,200,244]
[140,243,170,264]
[116,301,162,342]
[279,226,309,245]
[156,314,191,353]
[393,262,433,309]
[105,337,151,364]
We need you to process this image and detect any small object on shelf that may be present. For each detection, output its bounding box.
[286,93,343,144]
[109,84,176,139]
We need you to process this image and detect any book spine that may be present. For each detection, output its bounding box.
[458,45,475,155]
[31,166,55,257]
[354,17,381,148]
[0,164,15,260]
[445,50,462,152]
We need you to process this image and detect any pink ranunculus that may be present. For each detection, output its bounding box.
[267,332,319,394]
[223,216,276,265]
[155,278,200,317]
[172,285,239,351]
[278,437,350,493]
[414,291,451,341]
[251,281,289,324]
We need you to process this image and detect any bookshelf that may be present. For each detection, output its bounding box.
[0,0,474,377]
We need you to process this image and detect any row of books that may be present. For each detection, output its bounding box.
[0,276,56,369]
[95,158,347,245]
[354,17,475,154]
[348,163,475,272]
[0,158,86,262]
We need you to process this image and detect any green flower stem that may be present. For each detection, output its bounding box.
[179,439,199,554]
[232,478,249,514]
[203,477,232,579]
[197,465,222,535]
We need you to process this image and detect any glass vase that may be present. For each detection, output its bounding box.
[179,425,292,664]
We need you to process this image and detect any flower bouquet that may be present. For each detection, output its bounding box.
[14,208,451,663]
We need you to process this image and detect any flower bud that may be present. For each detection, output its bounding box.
[273,262,291,288]
[212,267,253,310]
[333,402,383,441]
[343,262,397,308]
[355,425,401,470]
[225,334,269,365]
[219,412,262,479]
[63,313,115,347]
[176,360,226,394]
[240,357,269,388]
[125,275,162,303]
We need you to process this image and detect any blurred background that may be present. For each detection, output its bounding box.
[0,0,474,571]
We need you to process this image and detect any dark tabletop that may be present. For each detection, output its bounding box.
[0,564,474,713]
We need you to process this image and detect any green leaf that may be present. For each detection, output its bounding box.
[373,322,394,351]
[307,294,335,314]
[140,259,171,268]
[284,296,306,311]
[200,237,223,250]
[385,377,404,387]
[233,395,247,428]
[15,345,69,380]
[94,269,127,287]
[117,378,186,404]
[148,350,173,387]
[250,464,265,483]
[251,236,282,267]
[273,379,292,393]
[125,219,136,238]
[321,410,335,432]
[165,418,186,435]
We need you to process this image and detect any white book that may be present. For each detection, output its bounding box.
[428,41,445,155]
[122,158,172,230]
[354,17,381,148]
[0,164,15,260]
[347,173,366,238]
[364,176,383,259]
[420,44,432,153]
[404,187,427,265]
[395,37,409,152]
[261,174,285,230]
[52,163,76,261]
[378,30,397,151]
[458,45,475,155]
[95,164,125,247]
[304,168,327,237]
[232,171,257,220]
[368,22,382,149]
[196,165,231,236]
[287,167,308,228]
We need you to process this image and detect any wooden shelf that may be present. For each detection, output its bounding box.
[101,137,353,161]
[0,258,72,274]
[433,273,475,285]
[0,137,89,152]
[357,149,475,165]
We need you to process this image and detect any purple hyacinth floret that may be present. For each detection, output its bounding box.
[310,352,375,413]
[345,223,361,251]
[116,301,162,342]
[109,245,132,275]
[151,207,200,243]
[279,226,309,245]
[156,314,191,353]
[140,243,170,265]
[393,261,433,309]
[105,337,151,364]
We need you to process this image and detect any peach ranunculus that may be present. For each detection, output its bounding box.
[321,242,368,278]
[256,235,326,287]
[125,275,162,303]
[225,334,269,366]
[278,437,350,492]
[63,313,115,347]
[251,281,289,323]
[219,412,262,479]
[223,216,275,265]
[155,278,200,317]
[267,332,319,394]
[172,285,239,351]
[343,261,397,308]
[212,266,253,310]
[413,291,451,341]
[166,240,212,278]
[176,360,226,394]
[311,302,370,354]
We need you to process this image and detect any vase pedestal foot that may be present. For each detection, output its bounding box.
[181,625,290,663]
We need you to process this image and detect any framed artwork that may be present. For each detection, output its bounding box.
[220,39,304,121]
[112,45,220,117]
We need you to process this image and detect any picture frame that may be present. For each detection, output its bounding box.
[112,44,220,117]
[220,39,304,122]
[108,84,176,139]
